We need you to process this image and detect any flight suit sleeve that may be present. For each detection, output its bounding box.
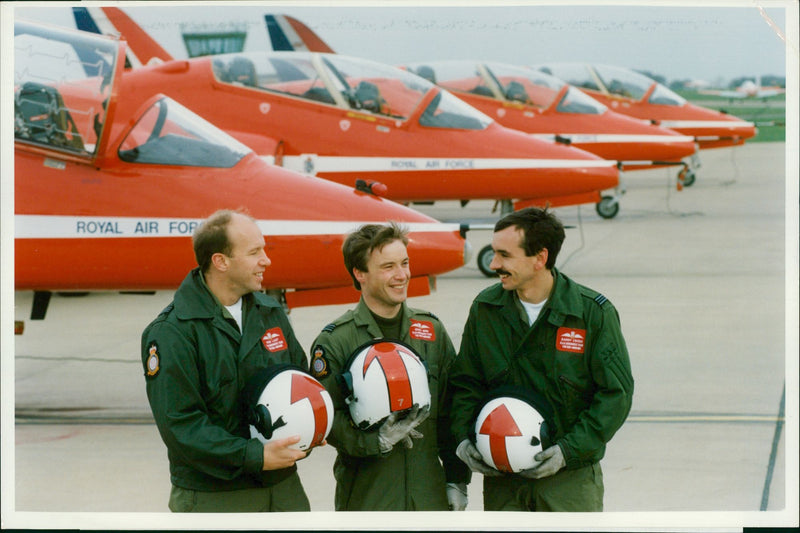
[558,304,634,470]
[310,330,383,458]
[142,320,264,480]
[434,325,471,484]
[448,303,490,446]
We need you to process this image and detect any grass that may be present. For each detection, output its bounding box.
[678,91,786,143]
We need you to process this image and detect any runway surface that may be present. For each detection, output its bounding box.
[5,141,797,529]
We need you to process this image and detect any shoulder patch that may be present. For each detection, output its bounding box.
[310,344,329,378]
[594,294,608,306]
[144,342,161,379]
[322,323,337,333]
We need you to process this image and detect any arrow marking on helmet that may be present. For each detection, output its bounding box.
[290,373,328,448]
[363,342,413,412]
[479,404,522,473]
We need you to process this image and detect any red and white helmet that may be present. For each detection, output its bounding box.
[246,365,333,451]
[474,390,553,473]
[338,340,431,430]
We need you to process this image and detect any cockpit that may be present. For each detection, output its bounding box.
[405,61,607,115]
[209,52,492,130]
[14,20,118,156]
[118,97,251,168]
[534,63,687,107]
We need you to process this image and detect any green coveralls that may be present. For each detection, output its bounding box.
[141,268,310,512]
[450,269,634,511]
[309,298,469,510]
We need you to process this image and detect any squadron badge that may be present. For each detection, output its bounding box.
[311,345,329,378]
[145,342,160,378]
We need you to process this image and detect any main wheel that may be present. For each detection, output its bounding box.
[595,196,619,219]
[477,245,498,277]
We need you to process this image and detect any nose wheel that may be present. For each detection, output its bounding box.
[477,244,498,277]
[595,195,620,219]
[677,167,696,188]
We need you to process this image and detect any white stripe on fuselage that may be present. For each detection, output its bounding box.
[531,133,695,144]
[656,120,754,129]
[14,215,459,239]
[271,155,616,174]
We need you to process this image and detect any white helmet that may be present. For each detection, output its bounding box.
[245,365,334,451]
[473,389,553,473]
[338,340,431,430]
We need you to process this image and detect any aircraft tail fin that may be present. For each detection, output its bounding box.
[100,7,174,65]
[72,6,174,67]
[264,14,336,53]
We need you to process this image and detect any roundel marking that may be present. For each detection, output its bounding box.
[363,342,413,412]
[479,403,522,473]
[290,373,329,447]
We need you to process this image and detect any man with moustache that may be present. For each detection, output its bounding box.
[309,222,469,511]
[449,207,633,512]
[141,209,312,512]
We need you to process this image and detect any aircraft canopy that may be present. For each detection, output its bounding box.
[406,60,607,115]
[209,52,492,130]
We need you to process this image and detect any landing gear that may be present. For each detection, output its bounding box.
[595,195,620,219]
[477,244,498,278]
[677,167,696,188]
[677,152,701,189]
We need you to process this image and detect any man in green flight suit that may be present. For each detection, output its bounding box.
[309,222,470,511]
[450,207,634,512]
[141,209,312,512]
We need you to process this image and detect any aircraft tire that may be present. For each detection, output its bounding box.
[477,245,498,278]
[682,170,696,187]
[596,196,620,219]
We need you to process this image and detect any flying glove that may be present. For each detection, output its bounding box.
[455,439,501,476]
[446,482,468,511]
[377,404,428,453]
[518,444,565,479]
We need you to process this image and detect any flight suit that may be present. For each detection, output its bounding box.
[450,268,634,511]
[309,298,469,510]
[141,268,310,512]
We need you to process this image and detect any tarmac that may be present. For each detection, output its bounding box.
[3,141,798,530]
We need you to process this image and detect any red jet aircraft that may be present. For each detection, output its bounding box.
[12,20,469,330]
[403,62,698,174]
[259,14,699,189]
[69,6,623,220]
[533,63,758,186]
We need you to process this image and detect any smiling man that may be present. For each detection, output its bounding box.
[449,207,634,512]
[309,222,469,511]
[140,209,312,512]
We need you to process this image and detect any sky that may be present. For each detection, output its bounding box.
[8,0,795,86]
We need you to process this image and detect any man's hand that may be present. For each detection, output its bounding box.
[446,482,468,511]
[518,444,565,479]
[377,405,428,453]
[455,439,501,477]
[262,435,307,470]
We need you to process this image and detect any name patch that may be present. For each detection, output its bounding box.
[557,327,586,354]
[409,320,435,341]
[262,327,288,352]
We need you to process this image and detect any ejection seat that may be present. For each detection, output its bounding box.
[414,65,437,84]
[227,56,258,87]
[14,81,84,151]
[353,81,386,114]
